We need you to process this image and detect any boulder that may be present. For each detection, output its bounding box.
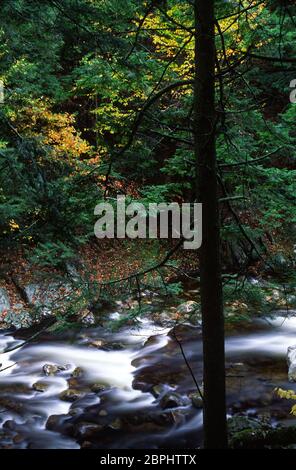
[152,310,177,326]
[174,302,201,326]
[23,282,72,316]
[177,301,199,315]
[168,323,201,342]
[1,310,32,329]
[0,288,10,314]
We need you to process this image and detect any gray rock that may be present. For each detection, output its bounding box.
[177,301,199,314]
[43,363,66,376]
[88,339,105,349]
[0,288,10,313]
[23,282,72,315]
[188,391,203,409]
[287,345,296,382]
[160,392,189,410]
[151,384,167,398]
[91,383,106,393]
[154,311,175,325]
[32,382,49,392]
[59,389,85,402]
[65,262,81,282]
[71,367,84,378]
[23,284,39,304]
[1,310,32,329]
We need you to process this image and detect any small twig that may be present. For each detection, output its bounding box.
[0,362,17,373]
[171,328,203,401]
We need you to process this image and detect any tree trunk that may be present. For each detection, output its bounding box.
[194,0,228,449]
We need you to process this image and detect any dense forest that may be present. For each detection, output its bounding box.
[0,0,295,452]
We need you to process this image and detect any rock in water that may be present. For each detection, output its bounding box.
[91,383,106,393]
[287,345,296,382]
[43,363,66,376]
[71,367,83,378]
[32,382,49,392]
[59,389,85,402]
[160,392,189,409]
[188,391,203,409]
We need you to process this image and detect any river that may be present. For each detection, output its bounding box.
[0,308,295,449]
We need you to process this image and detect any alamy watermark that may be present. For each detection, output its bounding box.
[94,196,202,250]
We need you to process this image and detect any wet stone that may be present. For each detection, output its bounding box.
[32,382,49,393]
[59,389,86,402]
[46,414,75,437]
[160,392,189,410]
[88,340,105,349]
[75,422,104,439]
[3,420,16,431]
[108,418,122,431]
[151,384,167,398]
[71,367,84,378]
[91,383,107,393]
[67,378,79,388]
[188,391,203,409]
[43,364,66,376]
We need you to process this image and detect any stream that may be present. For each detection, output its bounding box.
[0,306,296,449]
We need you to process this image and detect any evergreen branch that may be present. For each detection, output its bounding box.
[219,147,283,169]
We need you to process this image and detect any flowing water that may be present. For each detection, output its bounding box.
[0,312,296,449]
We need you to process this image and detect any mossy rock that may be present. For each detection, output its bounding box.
[228,416,296,448]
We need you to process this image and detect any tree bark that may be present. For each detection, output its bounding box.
[194,0,228,449]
